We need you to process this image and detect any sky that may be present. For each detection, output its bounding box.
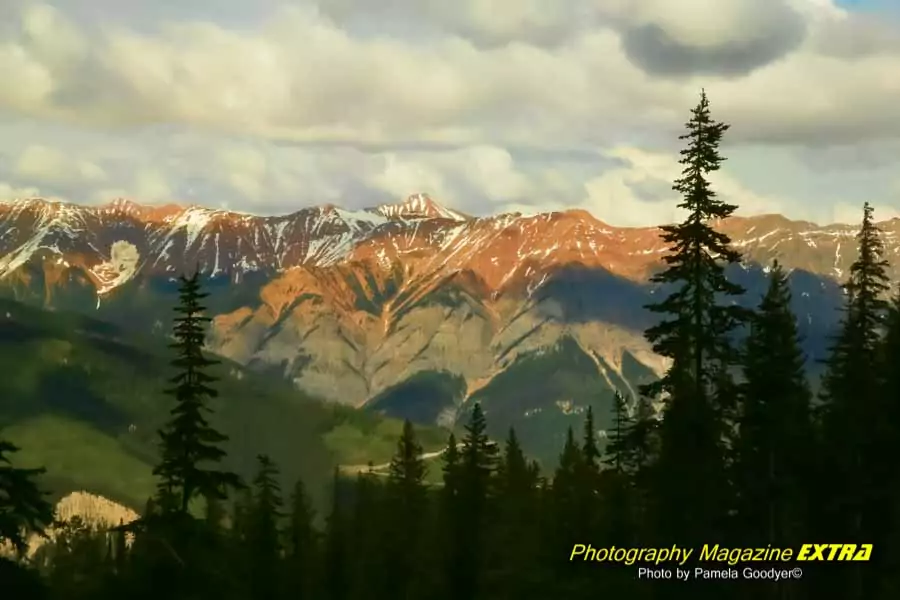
[1,0,900,226]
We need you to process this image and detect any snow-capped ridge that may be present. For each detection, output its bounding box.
[374,193,469,222]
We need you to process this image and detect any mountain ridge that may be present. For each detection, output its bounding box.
[1,193,891,292]
[0,193,876,465]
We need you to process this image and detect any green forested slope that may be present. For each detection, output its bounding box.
[0,299,445,510]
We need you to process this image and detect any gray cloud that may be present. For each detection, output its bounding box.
[621,22,806,77]
[617,0,807,77]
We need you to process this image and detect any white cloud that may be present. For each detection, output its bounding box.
[0,0,895,148]
[0,181,42,200]
[0,0,897,226]
[368,154,450,201]
[133,169,172,202]
[832,202,900,225]
[214,145,269,201]
[15,144,107,186]
[582,147,786,226]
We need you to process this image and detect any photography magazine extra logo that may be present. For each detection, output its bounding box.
[568,543,873,582]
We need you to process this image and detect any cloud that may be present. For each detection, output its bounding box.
[133,169,172,202]
[214,145,269,201]
[0,0,896,150]
[811,11,900,58]
[581,146,785,226]
[14,144,107,186]
[604,0,808,76]
[0,0,898,227]
[0,181,43,200]
[832,201,900,225]
[314,0,591,47]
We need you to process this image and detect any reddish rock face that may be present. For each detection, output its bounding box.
[0,194,891,297]
[0,193,882,410]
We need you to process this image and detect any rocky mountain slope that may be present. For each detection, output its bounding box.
[0,194,882,463]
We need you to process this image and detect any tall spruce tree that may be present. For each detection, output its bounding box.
[877,286,900,598]
[347,470,384,600]
[447,403,497,600]
[549,428,587,595]
[247,454,284,600]
[603,392,631,474]
[581,406,601,473]
[495,428,533,496]
[733,261,812,554]
[440,433,460,498]
[600,392,639,548]
[322,469,349,600]
[436,432,460,600]
[458,403,498,499]
[386,420,428,516]
[575,406,603,590]
[639,89,746,546]
[383,420,428,599]
[153,272,243,514]
[285,478,316,600]
[552,427,583,527]
[0,438,53,555]
[486,428,542,600]
[818,202,890,599]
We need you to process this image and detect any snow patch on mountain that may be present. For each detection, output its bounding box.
[0,224,51,277]
[169,207,212,249]
[306,229,358,265]
[375,193,468,222]
[91,240,140,294]
[334,207,388,230]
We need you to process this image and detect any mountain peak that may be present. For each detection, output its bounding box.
[98,198,184,222]
[374,193,469,221]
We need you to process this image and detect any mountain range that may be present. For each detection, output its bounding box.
[0,193,884,464]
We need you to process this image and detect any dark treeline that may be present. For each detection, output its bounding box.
[3,90,900,599]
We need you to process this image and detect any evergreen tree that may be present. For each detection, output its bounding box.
[639,89,746,547]
[153,272,243,515]
[446,403,497,600]
[0,438,54,555]
[347,470,384,600]
[383,420,428,600]
[459,403,498,500]
[734,261,812,545]
[581,406,601,472]
[604,392,631,474]
[576,407,602,544]
[495,428,532,495]
[486,428,543,600]
[38,517,110,600]
[600,392,640,548]
[247,454,284,600]
[125,273,244,600]
[285,478,316,600]
[386,420,428,515]
[436,433,459,600]
[877,286,900,598]
[552,427,583,515]
[549,428,586,595]
[440,433,460,501]
[321,469,349,600]
[818,202,890,599]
